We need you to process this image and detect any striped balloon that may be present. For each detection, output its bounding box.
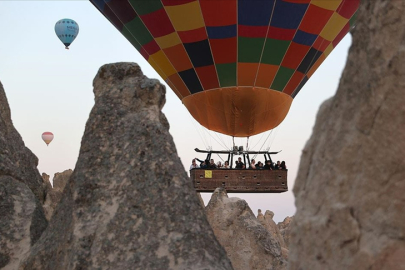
[91,0,360,137]
[41,132,54,146]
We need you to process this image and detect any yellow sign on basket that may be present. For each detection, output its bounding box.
[205,170,212,178]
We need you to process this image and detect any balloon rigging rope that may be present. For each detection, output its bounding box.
[206,130,229,150]
[251,129,273,160]
[268,127,279,151]
[189,114,209,150]
[251,130,268,149]
[214,132,230,150]
[201,126,210,150]
[183,104,232,155]
[215,153,225,163]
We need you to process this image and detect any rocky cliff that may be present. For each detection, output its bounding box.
[0,82,48,269]
[42,170,72,220]
[289,1,405,269]
[257,209,287,250]
[52,169,71,191]
[206,188,287,270]
[277,216,293,248]
[20,63,233,270]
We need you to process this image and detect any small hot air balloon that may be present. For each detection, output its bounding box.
[42,132,54,146]
[55,18,79,49]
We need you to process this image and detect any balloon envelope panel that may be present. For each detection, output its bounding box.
[55,18,79,48]
[90,0,360,137]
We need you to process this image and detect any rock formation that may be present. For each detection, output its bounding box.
[197,192,206,209]
[257,210,287,249]
[42,170,72,220]
[0,82,48,269]
[206,188,287,270]
[277,216,293,248]
[289,1,405,269]
[41,173,52,191]
[0,83,48,205]
[52,169,71,191]
[20,63,233,270]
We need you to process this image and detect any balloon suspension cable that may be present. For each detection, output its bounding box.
[232,136,235,149]
[213,131,229,150]
[216,153,225,162]
[246,137,249,151]
[257,130,274,154]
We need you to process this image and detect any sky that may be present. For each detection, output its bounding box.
[0,1,351,223]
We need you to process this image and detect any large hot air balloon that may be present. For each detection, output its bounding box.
[42,132,54,146]
[90,0,360,137]
[55,18,79,49]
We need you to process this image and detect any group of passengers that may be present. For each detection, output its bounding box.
[190,157,287,170]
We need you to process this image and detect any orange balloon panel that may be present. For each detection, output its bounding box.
[182,87,293,137]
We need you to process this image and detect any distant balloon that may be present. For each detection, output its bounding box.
[55,18,79,49]
[42,132,54,146]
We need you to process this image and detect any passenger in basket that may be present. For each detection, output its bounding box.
[235,157,245,169]
[263,160,273,170]
[280,161,287,170]
[249,159,256,169]
[200,160,209,169]
[190,159,199,170]
[209,159,217,169]
[217,161,223,168]
[274,160,281,170]
[256,161,263,169]
[195,157,204,167]
[223,160,230,169]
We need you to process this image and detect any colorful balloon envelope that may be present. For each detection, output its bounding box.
[55,18,79,49]
[42,132,54,146]
[90,0,360,137]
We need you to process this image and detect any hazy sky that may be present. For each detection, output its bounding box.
[0,1,351,222]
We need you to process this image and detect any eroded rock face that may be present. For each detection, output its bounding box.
[0,177,48,270]
[0,82,48,269]
[20,63,233,270]
[52,170,71,191]
[42,170,72,220]
[0,83,48,204]
[289,1,405,269]
[257,209,287,249]
[277,216,293,248]
[206,188,287,270]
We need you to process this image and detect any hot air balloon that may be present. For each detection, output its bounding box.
[55,18,79,49]
[90,0,360,138]
[90,0,360,193]
[42,132,54,146]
